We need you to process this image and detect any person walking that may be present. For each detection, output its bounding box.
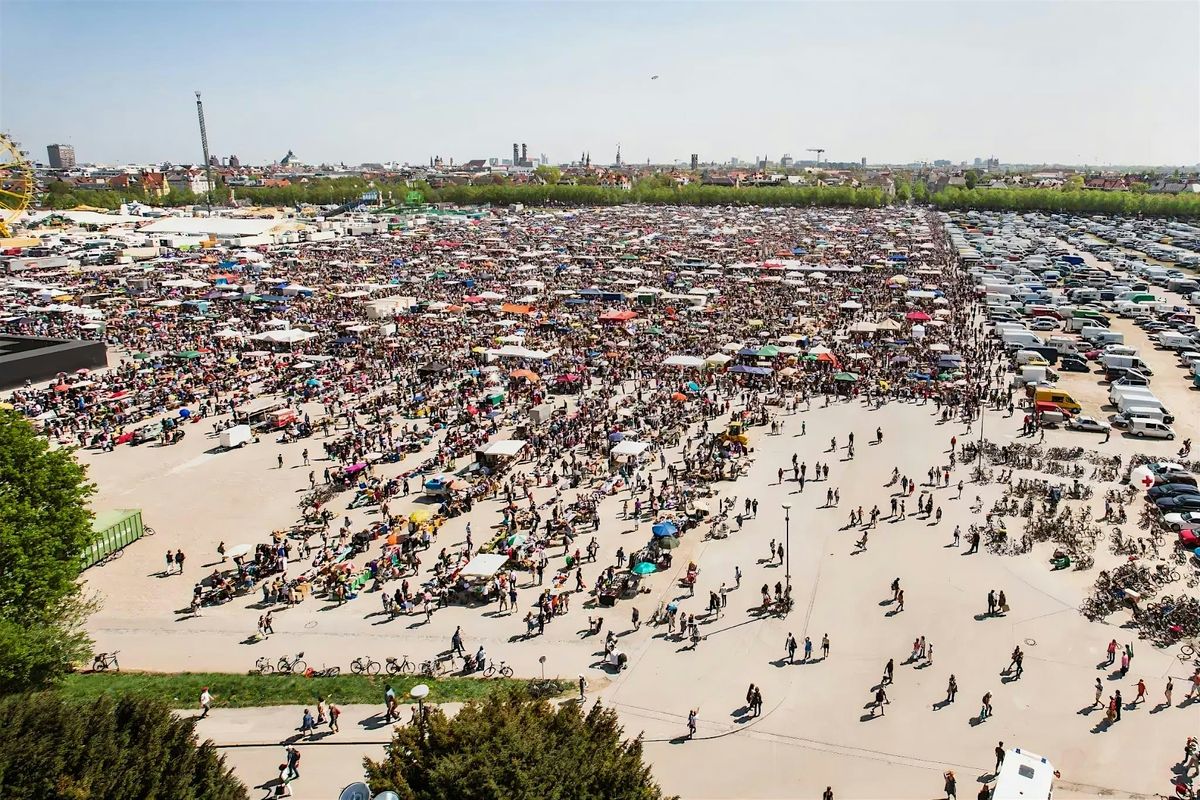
[687,708,698,739]
[785,633,798,664]
[1114,689,1123,721]
[384,684,397,723]
[980,691,993,720]
[987,589,997,617]
[174,549,185,574]
[451,626,465,657]
[1133,678,1147,705]
[752,686,763,717]
[1093,677,1104,708]
[285,745,301,780]
[328,702,340,733]
[1165,676,1174,707]
[946,674,958,703]
[944,770,957,800]
[896,589,905,612]
[883,658,894,685]
[1105,638,1118,667]
[804,636,813,662]
[874,687,887,716]
[821,633,830,660]
[299,708,316,739]
[994,742,1005,775]
[632,607,640,630]
[199,686,212,719]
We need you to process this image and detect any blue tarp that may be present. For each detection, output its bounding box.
[729,365,772,375]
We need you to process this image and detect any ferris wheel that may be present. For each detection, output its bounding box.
[0,134,34,238]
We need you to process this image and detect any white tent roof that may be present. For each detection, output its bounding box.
[479,439,527,458]
[610,439,651,456]
[459,553,510,578]
[662,354,706,368]
[251,328,318,343]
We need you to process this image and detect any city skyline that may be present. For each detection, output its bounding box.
[2,1,1198,168]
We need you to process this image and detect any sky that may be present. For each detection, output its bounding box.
[2,0,1198,168]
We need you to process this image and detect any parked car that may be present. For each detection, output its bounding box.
[1162,511,1200,530]
[1145,483,1200,501]
[1059,357,1090,372]
[1066,415,1109,433]
[1156,495,1200,512]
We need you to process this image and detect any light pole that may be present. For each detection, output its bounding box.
[410,683,429,733]
[781,504,791,589]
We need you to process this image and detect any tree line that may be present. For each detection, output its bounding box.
[931,186,1200,218]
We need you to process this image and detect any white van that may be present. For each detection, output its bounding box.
[1003,331,1045,349]
[1129,418,1175,439]
[1122,406,1167,425]
[1087,330,1125,346]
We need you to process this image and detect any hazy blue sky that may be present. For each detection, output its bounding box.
[2,1,1197,167]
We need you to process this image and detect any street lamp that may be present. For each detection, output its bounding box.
[410,683,429,732]
[781,504,791,589]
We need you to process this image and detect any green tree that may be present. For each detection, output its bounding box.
[0,692,247,800]
[365,691,668,800]
[0,410,97,690]
[964,169,981,189]
[534,165,562,185]
[1064,175,1085,192]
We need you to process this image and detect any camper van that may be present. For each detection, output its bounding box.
[992,747,1056,800]
[1100,354,1152,374]
[1003,331,1045,350]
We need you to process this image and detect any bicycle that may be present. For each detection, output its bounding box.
[528,678,560,699]
[385,656,415,675]
[350,656,381,676]
[255,656,275,675]
[143,525,156,536]
[277,652,307,674]
[483,660,514,678]
[92,651,120,672]
[308,663,341,677]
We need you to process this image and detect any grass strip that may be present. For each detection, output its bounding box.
[59,671,563,709]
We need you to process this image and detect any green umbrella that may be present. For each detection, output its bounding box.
[937,372,953,381]
[833,371,860,382]
[632,562,657,575]
[756,345,780,357]
[656,535,681,550]
[173,350,202,360]
[132,352,151,360]
[802,354,818,361]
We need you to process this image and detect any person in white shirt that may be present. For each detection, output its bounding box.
[199,687,212,719]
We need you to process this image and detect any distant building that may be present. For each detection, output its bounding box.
[780,154,793,168]
[861,157,867,168]
[47,143,76,169]
[167,169,212,196]
[690,153,699,170]
[208,155,221,167]
[228,154,241,167]
[933,159,951,167]
[730,157,739,167]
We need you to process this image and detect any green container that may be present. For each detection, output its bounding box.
[82,509,143,569]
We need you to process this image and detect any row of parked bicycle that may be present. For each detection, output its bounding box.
[253,652,516,679]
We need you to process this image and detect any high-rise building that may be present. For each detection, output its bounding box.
[229,154,241,167]
[690,153,698,170]
[521,143,528,164]
[780,154,793,168]
[861,157,867,168]
[47,143,76,169]
[512,143,519,165]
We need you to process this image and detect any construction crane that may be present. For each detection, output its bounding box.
[195,91,215,210]
[807,148,825,165]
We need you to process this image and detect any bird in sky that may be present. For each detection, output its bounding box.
[650,75,659,80]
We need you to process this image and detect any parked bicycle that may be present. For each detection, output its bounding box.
[276,652,307,674]
[92,651,120,672]
[350,656,381,675]
[385,656,415,675]
[483,660,514,678]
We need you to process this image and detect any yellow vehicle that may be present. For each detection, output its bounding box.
[1033,387,1081,413]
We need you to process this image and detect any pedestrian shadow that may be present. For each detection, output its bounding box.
[859,711,881,722]
[884,608,902,617]
[358,714,394,731]
[1090,719,1113,734]
[933,699,951,711]
[1077,705,1099,715]
[1150,701,1171,714]
[969,715,986,727]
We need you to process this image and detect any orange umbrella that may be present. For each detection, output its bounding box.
[671,392,687,402]
[510,369,540,382]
